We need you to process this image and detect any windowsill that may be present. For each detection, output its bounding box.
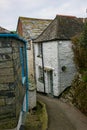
[22,76,26,85]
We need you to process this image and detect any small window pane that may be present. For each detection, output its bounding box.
[38,67,43,83]
[38,44,42,56]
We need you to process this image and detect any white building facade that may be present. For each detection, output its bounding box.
[34,15,83,97]
[34,40,76,96]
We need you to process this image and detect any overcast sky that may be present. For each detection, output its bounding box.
[0,0,87,31]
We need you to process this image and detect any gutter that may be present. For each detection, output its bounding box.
[32,42,37,84]
[0,33,26,43]
[25,41,29,112]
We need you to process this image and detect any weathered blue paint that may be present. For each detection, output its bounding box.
[20,47,26,85]
[0,33,29,129]
[0,33,26,43]
[25,42,29,112]
[0,33,29,111]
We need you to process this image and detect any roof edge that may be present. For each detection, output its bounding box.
[56,14,76,18]
[33,38,70,43]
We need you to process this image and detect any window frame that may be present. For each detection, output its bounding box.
[38,66,44,83]
[37,44,42,57]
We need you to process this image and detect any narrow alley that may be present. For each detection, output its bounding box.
[37,94,87,130]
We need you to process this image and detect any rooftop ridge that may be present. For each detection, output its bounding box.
[19,16,53,21]
[56,14,76,18]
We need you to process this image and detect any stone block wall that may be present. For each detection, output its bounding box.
[0,37,26,129]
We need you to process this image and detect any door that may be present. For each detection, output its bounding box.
[47,70,53,95]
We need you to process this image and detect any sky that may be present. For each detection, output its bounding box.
[0,0,87,31]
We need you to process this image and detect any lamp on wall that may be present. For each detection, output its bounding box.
[61,66,67,72]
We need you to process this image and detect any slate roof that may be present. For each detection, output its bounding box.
[17,17,52,40]
[34,15,84,43]
[0,26,10,33]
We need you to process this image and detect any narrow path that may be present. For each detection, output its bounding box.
[37,94,87,130]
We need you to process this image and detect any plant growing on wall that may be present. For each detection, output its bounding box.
[72,21,87,70]
[80,21,87,46]
[71,21,87,116]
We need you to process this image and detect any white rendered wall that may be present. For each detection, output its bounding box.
[58,40,76,94]
[43,41,59,96]
[27,41,34,80]
[34,43,44,92]
[34,40,76,97]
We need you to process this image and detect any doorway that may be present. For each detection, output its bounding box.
[47,70,53,95]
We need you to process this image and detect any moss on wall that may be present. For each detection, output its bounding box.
[25,101,48,130]
[72,74,87,116]
[68,23,87,115]
[0,118,17,129]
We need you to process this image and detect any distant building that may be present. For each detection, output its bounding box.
[34,15,83,96]
[0,27,29,129]
[0,26,10,33]
[17,17,52,81]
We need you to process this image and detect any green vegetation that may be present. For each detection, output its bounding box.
[72,75,87,116]
[11,31,17,34]
[71,21,87,116]
[80,22,87,46]
[0,118,17,129]
[72,36,87,70]
[25,101,48,130]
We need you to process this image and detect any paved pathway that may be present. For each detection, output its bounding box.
[37,94,87,130]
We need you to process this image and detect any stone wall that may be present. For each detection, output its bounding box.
[58,41,76,93]
[0,38,26,129]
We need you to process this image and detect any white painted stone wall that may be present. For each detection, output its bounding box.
[29,87,36,109]
[58,40,76,94]
[27,41,34,80]
[34,43,44,92]
[34,40,76,96]
[43,41,59,96]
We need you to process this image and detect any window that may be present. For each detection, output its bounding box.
[37,44,42,57]
[38,67,43,83]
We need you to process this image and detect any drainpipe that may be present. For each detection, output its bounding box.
[41,43,46,93]
[32,41,36,84]
[57,41,61,94]
[25,42,29,112]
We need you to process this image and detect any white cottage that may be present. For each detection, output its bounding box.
[34,15,83,97]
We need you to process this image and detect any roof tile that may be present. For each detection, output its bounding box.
[18,17,52,40]
[34,15,84,42]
